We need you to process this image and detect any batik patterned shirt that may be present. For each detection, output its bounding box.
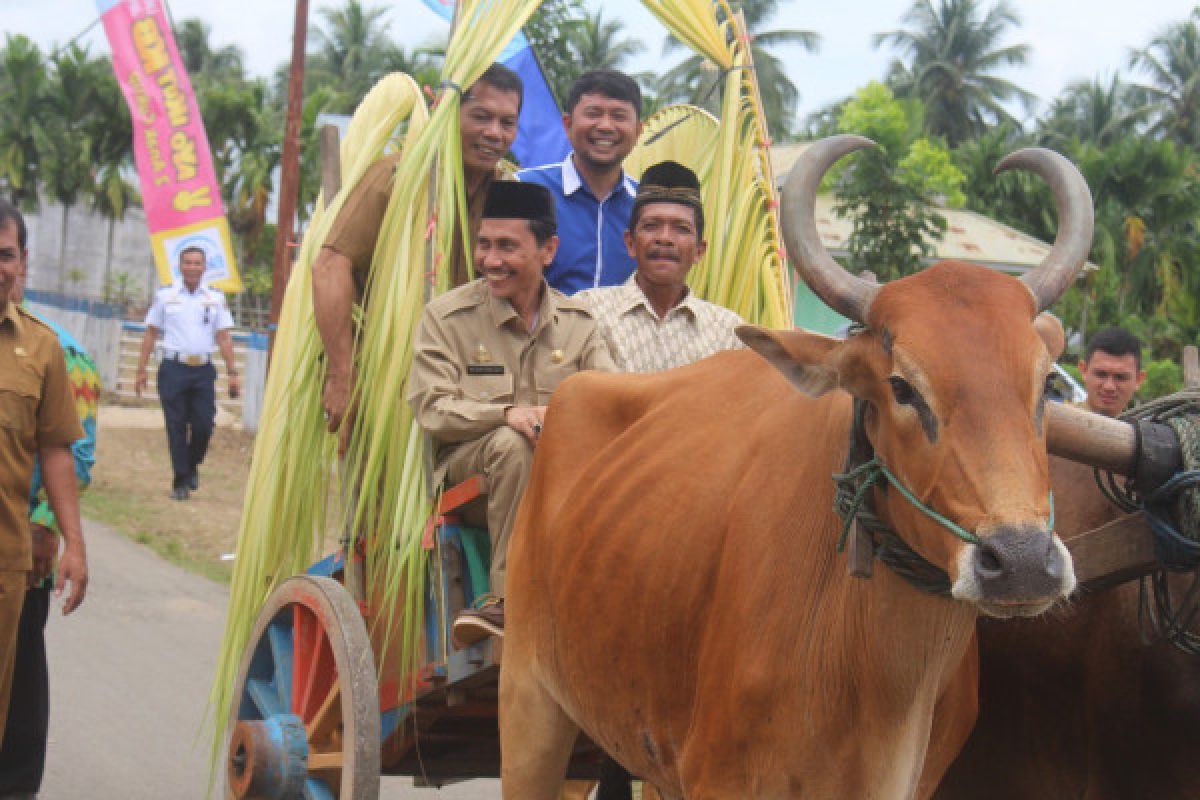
[577,276,745,374]
[27,309,100,587]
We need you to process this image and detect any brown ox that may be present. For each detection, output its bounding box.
[936,452,1200,798]
[499,135,1093,799]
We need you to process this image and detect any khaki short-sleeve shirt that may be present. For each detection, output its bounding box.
[0,303,84,570]
[322,153,500,294]
[407,279,616,476]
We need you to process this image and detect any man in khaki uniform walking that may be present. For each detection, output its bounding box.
[408,181,615,645]
[0,199,87,732]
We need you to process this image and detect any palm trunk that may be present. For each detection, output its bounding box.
[58,203,69,294]
[104,217,116,301]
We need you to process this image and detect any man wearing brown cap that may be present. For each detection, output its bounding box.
[316,63,524,436]
[578,160,744,373]
[408,181,615,644]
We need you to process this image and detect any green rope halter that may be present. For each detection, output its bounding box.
[834,454,1054,553]
[832,398,1057,597]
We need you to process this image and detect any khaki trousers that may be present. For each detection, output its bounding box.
[0,570,28,733]
[441,426,533,596]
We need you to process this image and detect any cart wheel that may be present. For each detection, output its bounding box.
[226,575,380,799]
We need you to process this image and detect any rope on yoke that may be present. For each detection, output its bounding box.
[1095,389,1200,653]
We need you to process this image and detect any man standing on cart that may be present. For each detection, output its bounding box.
[314,64,524,438]
[408,181,615,645]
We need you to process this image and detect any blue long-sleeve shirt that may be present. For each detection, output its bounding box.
[516,154,638,294]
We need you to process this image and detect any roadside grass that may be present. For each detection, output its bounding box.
[82,419,254,584]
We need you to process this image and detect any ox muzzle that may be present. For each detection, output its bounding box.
[954,524,1076,617]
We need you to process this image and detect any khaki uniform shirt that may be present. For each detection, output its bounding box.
[0,303,84,571]
[577,276,745,373]
[407,278,616,476]
[323,152,501,294]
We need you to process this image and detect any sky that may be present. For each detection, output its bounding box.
[7,0,1199,125]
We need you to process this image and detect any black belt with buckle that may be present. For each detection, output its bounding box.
[163,352,211,367]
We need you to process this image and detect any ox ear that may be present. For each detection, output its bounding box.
[737,325,842,397]
[1034,312,1066,360]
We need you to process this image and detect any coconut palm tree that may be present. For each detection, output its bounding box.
[657,0,819,140]
[0,35,50,208]
[874,0,1035,146]
[1128,8,1200,149]
[1037,75,1149,149]
[175,17,245,81]
[569,9,645,74]
[306,0,401,112]
[39,44,113,289]
[79,58,137,292]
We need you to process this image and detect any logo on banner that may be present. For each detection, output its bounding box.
[150,217,238,288]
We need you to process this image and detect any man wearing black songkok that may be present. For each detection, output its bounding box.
[579,160,744,373]
[408,181,615,644]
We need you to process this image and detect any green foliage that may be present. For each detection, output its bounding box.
[0,35,50,207]
[656,0,820,141]
[1129,8,1200,150]
[1140,358,1184,400]
[525,0,649,110]
[304,0,440,113]
[874,0,1035,146]
[832,82,965,280]
[103,271,138,312]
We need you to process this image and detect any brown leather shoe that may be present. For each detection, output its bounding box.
[453,596,504,647]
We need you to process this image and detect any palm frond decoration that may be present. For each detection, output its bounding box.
[641,0,791,327]
[207,0,544,766]
[624,103,720,181]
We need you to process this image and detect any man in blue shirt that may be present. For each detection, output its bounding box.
[517,69,643,294]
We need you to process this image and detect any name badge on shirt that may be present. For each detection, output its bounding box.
[467,365,505,376]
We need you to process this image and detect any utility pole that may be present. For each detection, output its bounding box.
[268,0,309,365]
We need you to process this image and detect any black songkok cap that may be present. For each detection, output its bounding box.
[633,160,703,219]
[482,181,557,230]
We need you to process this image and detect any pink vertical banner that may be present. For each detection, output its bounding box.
[97,0,241,291]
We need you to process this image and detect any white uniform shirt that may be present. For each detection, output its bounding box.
[144,284,234,356]
[577,276,745,373]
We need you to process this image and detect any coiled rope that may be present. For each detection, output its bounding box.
[1096,390,1200,654]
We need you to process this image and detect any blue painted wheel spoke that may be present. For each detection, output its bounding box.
[247,677,285,718]
[267,620,294,713]
[302,776,336,800]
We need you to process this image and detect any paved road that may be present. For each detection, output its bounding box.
[39,518,501,799]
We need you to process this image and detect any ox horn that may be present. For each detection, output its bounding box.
[781,134,881,323]
[994,148,1094,312]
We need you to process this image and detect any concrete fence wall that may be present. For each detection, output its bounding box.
[25,296,270,433]
[26,296,124,392]
[240,333,270,434]
[22,202,160,308]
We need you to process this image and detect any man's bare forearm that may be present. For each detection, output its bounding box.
[41,445,83,547]
[312,247,356,376]
[216,329,237,373]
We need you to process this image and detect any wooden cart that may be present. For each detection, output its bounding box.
[222,477,609,799]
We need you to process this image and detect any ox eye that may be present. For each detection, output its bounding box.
[889,375,917,406]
